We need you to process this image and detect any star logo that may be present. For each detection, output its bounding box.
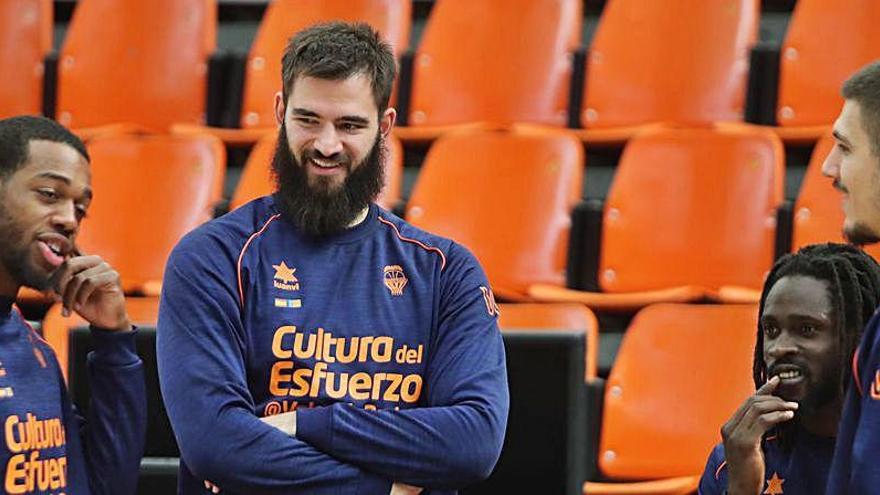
[272,261,300,291]
[764,472,784,494]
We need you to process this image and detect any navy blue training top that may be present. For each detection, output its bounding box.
[157,197,509,495]
[827,308,880,493]
[699,430,835,494]
[0,301,145,495]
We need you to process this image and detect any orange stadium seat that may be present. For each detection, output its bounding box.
[530,125,784,311]
[230,130,404,211]
[394,0,582,143]
[55,0,217,134]
[583,303,757,494]
[42,297,161,379]
[0,0,52,118]
[792,132,880,260]
[774,0,880,142]
[76,133,225,296]
[578,0,758,145]
[406,126,584,300]
[498,303,599,381]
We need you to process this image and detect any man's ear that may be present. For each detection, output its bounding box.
[274,92,286,126]
[379,107,397,138]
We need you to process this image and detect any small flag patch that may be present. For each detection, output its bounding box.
[274,298,302,308]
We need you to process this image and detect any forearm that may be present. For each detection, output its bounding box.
[296,396,506,489]
[83,328,147,495]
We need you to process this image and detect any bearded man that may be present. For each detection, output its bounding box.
[156,22,508,495]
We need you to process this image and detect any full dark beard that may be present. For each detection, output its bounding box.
[271,124,385,238]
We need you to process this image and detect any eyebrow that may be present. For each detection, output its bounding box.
[832,129,853,148]
[36,172,93,200]
[291,108,371,126]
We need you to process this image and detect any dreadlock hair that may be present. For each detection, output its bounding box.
[753,243,880,449]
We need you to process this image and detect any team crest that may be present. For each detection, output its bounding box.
[480,286,500,317]
[273,261,300,291]
[383,265,408,296]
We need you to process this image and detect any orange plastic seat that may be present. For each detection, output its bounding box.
[0,0,51,117]
[42,297,160,380]
[394,0,582,143]
[56,0,216,133]
[406,126,583,300]
[498,303,598,381]
[774,0,880,143]
[229,131,404,211]
[578,0,758,145]
[583,303,757,494]
[530,124,784,311]
[792,132,880,260]
[76,133,225,296]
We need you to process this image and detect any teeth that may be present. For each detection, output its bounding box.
[311,158,340,169]
[778,370,802,379]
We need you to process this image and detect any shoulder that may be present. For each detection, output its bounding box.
[375,210,457,269]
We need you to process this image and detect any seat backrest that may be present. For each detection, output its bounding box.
[777,0,880,127]
[407,126,583,297]
[0,0,51,117]
[792,132,880,260]
[78,133,225,294]
[599,303,757,479]
[600,125,783,292]
[407,0,581,127]
[56,0,216,131]
[230,131,403,211]
[240,0,411,129]
[498,302,598,380]
[583,0,758,128]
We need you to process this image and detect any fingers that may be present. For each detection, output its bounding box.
[755,375,781,395]
[204,480,221,493]
[51,256,120,314]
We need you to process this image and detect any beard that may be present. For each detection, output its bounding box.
[843,222,880,246]
[271,123,385,238]
[0,206,51,291]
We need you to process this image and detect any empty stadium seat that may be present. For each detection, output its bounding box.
[406,126,584,300]
[774,0,880,142]
[55,0,217,133]
[583,303,757,494]
[498,302,599,380]
[77,132,225,296]
[792,132,880,260]
[394,0,582,143]
[230,130,404,211]
[578,0,758,144]
[530,124,784,311]
[0,0,51,118]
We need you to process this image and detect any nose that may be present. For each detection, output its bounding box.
[822,145,841,179]
[51,200,78,236]
[313,123,343,157]
[766,331,799,359]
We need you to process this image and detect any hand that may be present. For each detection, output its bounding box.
[203,480,220,493]
[720,376,798,495]
[260,411,297,437]
[390,482,423,495]
[50,254,130,331]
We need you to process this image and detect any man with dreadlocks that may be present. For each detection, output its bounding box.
[698,243,880,494]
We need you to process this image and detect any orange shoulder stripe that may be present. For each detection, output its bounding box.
[714,460,727,480]
[378,216,447,270]
[853,347,863,397]
[237,214,281,309]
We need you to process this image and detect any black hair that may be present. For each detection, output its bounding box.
[281,21,397,114]
[754,243,880,447]
[0,115,89,177]
[842,60,880,156]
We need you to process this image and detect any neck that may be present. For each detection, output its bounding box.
[799,395,842,438]
[0,269,18,299]
[347,206,370,228]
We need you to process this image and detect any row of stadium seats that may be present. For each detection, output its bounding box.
[3,0,878,145]
[25,124,859,316]
[40,298,758,494]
